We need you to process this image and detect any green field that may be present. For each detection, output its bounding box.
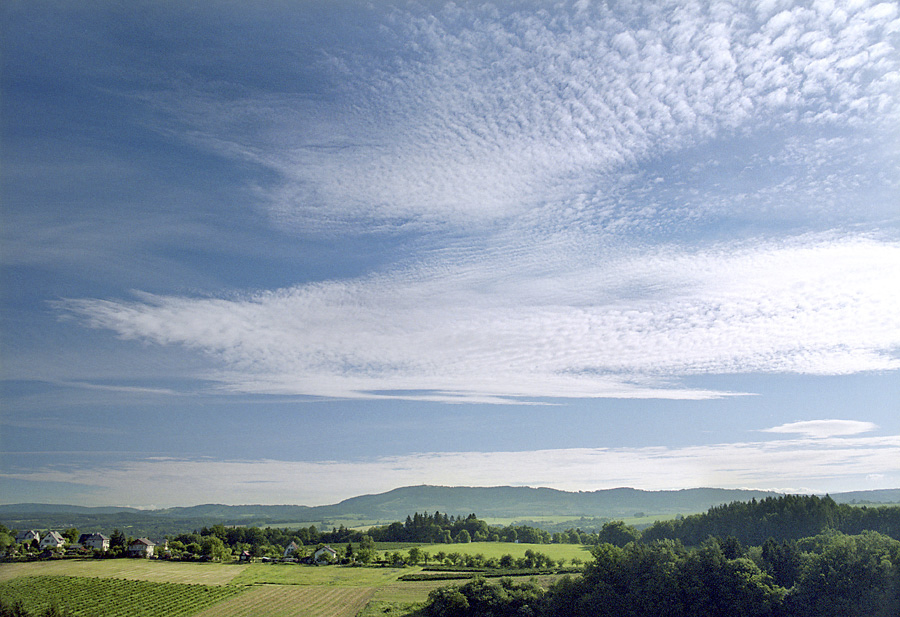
[411,542,592,562]
[0,559,247,585]
[230,563,409,587]
[0,545,586,616]
[0,575,244,616]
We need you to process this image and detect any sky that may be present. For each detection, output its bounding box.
[1,0,899,509]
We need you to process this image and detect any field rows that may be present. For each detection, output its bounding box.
[193,585,374,617]
[0,575,244,617]
[0,548,585,616]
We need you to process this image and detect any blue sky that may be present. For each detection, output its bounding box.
[2,0,899,508]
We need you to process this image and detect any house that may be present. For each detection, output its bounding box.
[127,538,156,558]
[239,550,252,562]
[15,530,40,545]
[39,531,66,549]
[313,545,338,565]
[283,541,302,559]
[78,533,110,551]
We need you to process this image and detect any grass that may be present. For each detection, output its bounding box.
[192,585,374,617]
[357,601,426,617]
[0,559,247,585]
[0,544,589,616]
[229,563,410,587]
[410,542,592,562]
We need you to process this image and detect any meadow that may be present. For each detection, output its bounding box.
[410,541,592,563]
[0,543,582,616]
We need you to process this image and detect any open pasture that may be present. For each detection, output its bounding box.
[412,542,592,562]
[230,563,409,587]
[192,585,374,617]
[0,559,247,585]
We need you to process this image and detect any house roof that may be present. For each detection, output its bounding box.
[130,538,155,546]
[15,530,39,541]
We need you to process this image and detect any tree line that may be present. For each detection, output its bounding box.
[426,530,900,617]
[641,494,900,545]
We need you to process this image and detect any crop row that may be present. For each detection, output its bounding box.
[192,585,374,617]
[0,576,244,617]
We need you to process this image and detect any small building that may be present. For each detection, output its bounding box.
[283,541,302,559]
[39,531,66,549]
[78,533,110,551]
[239,550,252,562]
[15,530,40,545]
[313,545,338,565]
[127,538,156,558]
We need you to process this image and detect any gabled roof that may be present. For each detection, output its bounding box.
[283,541,302,556]
[130,538,155,546]
[15,530,39,541]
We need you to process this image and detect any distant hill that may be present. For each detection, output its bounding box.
[2,485,897,536]
[313,485,784,520]
[830,488,900,504]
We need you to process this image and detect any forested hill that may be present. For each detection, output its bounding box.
[643,494,900,545]
[0,486,783,527]
[1,486,897,534]
[318,485,783,519]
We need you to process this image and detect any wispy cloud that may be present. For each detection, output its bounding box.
[58,235,900,402]
[50,380,182,396]
[763,419,879,438]
[4,431,898,507]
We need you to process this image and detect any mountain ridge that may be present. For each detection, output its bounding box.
[2,485,897,525]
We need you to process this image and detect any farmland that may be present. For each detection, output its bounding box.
[0,545,578,616]
[0,559,247,585]
[191,586,375,617]
[229,563,410,587]
[409,541,591,563]
[0,575,244,616]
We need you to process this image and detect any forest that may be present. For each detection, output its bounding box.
[425,530,900,617]
[420,496,900,617]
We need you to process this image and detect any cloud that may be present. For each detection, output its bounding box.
[763,419,879,438]
[139,0,900,233]
[4,432,898,507]
[58,235,900,402]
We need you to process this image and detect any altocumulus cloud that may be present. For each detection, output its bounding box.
[59,235,900,402]
[56,0,900,402]
[148,0,900,230]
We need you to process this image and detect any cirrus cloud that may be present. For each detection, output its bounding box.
[58,234,900,402]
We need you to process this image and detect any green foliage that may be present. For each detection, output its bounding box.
[199,536,230,561]
[642,494,900,545]
[108,530,126,550]
[426,578,544,617]
[423,532,900,617]
[595,520,640,547]
[786,531,900,617]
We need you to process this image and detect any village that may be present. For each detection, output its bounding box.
[6,528,340,565]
